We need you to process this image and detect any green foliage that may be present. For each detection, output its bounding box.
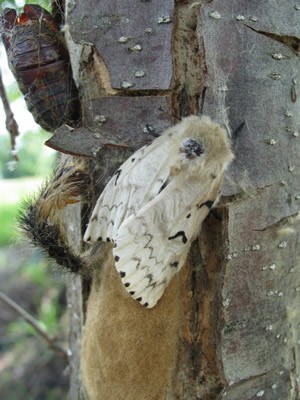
[0,131,56,179]
[0,2,67,398]
[0,0,51,12]
[0,202,20,245]
[0,177,44,245]
[22,256,52,289]
[4,254,65,335]
[7,319,37,338]
[5,81,22,103]
[0,374,29,400]
[0,1,17,11]
[8,285,62,336]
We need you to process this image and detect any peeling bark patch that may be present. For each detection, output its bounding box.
[268,73,282,80]
[157,16,172,24]
[244,25,300,53]
[209,11,221,20]
[143,123,158,137]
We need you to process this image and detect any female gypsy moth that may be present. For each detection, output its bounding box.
[84,116,234,308]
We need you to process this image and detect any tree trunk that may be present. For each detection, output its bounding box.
[62,1,300,399]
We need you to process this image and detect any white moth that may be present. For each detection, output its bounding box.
[84,116,234,308]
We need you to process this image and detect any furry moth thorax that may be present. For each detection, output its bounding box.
[84,116,234,308]
[169,116,233,172]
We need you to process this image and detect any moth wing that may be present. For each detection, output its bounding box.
[83,161,141,243]
[113,173,222,308]
[84,132,181,243]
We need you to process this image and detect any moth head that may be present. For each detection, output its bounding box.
[180,138,205,160]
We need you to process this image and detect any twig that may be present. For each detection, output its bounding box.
[0,290,68,361]
[0,68,20,161]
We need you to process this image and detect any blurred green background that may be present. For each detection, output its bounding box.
[0,1,69,398]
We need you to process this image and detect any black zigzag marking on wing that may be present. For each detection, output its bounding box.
[100,201,124,212]
[90,202,124,239]
[143,233,161,266]
[168,231,188,244]
[97,201,124,225]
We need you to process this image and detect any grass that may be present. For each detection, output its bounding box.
[0,177,42,246]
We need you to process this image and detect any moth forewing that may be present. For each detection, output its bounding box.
[112,165,225,308]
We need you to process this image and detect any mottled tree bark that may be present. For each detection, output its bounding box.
[63,1,300,399]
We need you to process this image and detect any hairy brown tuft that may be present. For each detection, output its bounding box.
[18,156,89,274]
